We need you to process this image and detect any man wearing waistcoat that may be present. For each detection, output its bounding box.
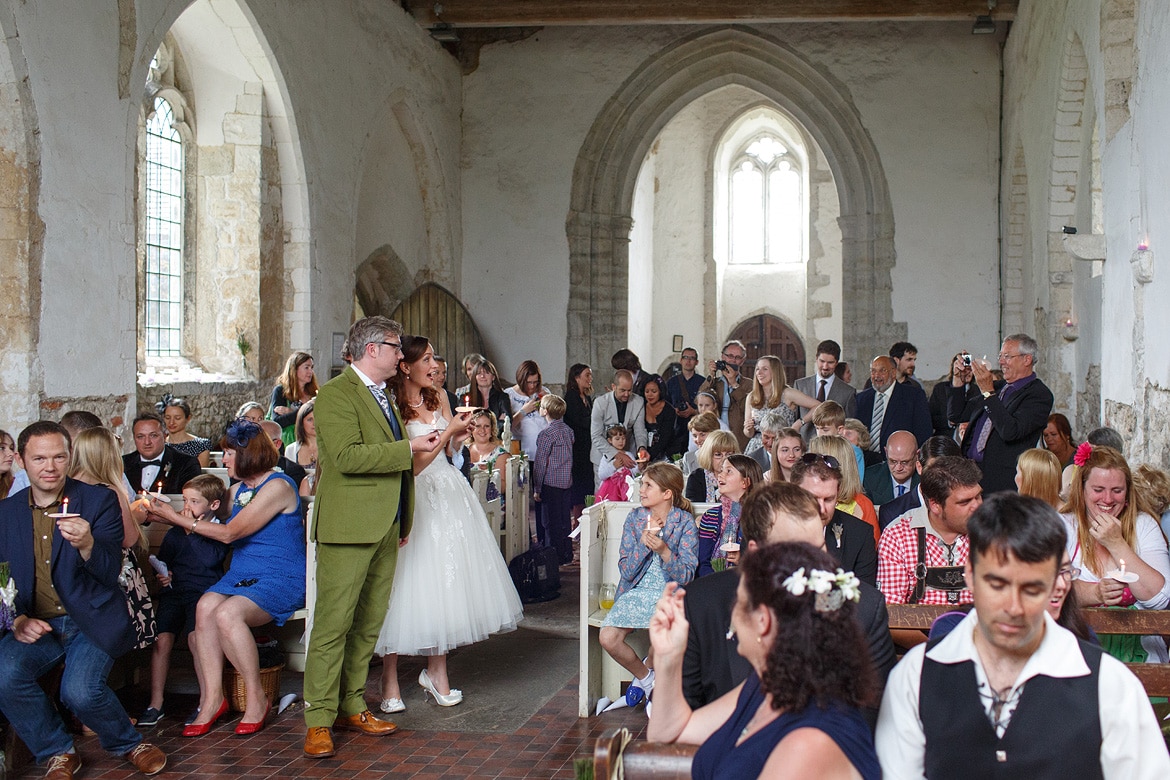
[876,493,1168,779]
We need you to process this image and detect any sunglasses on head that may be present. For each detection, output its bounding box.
[800,453,841,471]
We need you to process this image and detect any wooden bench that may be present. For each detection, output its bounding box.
[887,603,1170,696]
[578,501,715,717]
[593,729,696,780]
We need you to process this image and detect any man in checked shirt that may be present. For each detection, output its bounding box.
[877,456,983,648]
[534,394,575,565]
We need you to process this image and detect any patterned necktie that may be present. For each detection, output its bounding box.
[868,390,886,452]
[370,385,403,440]
[817,379,827,403]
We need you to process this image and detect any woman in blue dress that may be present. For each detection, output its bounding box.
[599,462,698,706]
[648,542,880,780]
[144,418,304,738]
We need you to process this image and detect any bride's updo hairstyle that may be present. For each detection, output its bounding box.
[390,335,442,422]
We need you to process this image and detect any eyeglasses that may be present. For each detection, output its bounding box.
[998,353,1023,361]
[681,354,698,361]
[887,458,916,469]
[378,341,402,351]
[722,351,745,361]
[1058,565,1081,581]
[800,453,841,471]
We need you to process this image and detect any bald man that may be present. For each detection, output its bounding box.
[856,356,931,454]
[863,430,920,507]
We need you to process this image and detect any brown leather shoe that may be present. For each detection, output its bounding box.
[125,743,167,776]
[44,753,81,780]
[333,710,399,736]
[303,726,336,759]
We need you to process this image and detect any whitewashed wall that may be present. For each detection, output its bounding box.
[462,23,1000,383]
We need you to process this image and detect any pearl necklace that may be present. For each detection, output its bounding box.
[406,395,424,408]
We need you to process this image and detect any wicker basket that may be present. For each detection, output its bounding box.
[223,663,284,713]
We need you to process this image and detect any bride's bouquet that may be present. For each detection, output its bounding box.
[0,562,16,631]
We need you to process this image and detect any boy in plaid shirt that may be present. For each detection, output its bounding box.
[534,395,575,564]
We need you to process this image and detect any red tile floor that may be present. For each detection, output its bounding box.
[6,565,652,778]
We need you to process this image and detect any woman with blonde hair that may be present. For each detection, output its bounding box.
[1132,464,1170,541]
[69,427,143,551]
[1015,448,1062,509]
[684,429,738,503]
[809,434,878,542]
[743,355,817,453]
[1061,444,1170,662]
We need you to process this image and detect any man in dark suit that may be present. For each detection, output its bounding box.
[123,413,202,494]
[878,435,962,530]
[958,334,1054,494]
[856,356,932,453]
[681,481,895,723]
[793,456,877,586]
[0,422,166,778]
[794,340,857,440]
[929,352,981,436]
[863,430,920,507]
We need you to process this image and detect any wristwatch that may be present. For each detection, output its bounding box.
[982,390,993,399]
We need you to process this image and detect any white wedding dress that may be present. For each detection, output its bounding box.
[375,410,524,656]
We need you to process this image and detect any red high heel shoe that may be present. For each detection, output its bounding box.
[182,699,229,738]
[234,700,271,736]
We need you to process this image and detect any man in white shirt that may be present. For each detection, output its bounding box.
[877,492,1169,780]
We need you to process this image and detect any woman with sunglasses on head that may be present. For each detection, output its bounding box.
[810,435,879,544]
[143,418,305,737]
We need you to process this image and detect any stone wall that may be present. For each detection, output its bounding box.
[135,379,268,448]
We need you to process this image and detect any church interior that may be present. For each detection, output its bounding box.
[1,0,1166,468]
[1,0,1169,775]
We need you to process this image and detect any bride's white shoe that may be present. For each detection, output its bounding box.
[419,669,463,707]
[379,698,406,714]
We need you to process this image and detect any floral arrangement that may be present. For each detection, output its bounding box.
[0,562,17,631]
[781,566,861,613]
[1073,441,1093,467]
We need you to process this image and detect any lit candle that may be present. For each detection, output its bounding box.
[1138,240,1149,251]
[155,481,164,496]
[61,497,69,515]
[1119,558,1127,577]
[462,394,470,407]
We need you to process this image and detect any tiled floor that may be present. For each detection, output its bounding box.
[13,677,648,779]
[6,559,654,778]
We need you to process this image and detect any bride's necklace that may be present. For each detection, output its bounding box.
[406,394,424,408]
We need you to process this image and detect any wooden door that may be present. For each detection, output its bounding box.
[391,282,487,390]
[727,315,806,383]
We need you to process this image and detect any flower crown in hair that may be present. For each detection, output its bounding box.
[226,418,261,449]
[154,392,176,414]
[781,567,862,613]
[1074,441,1093,467]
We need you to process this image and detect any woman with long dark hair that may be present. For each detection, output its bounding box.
[375,336,523,712]
[564,363,594,520]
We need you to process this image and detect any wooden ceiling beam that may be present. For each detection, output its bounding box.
[403,1,1018,28]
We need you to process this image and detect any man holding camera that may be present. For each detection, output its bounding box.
[699,340,751,451]
[932,351,982,437]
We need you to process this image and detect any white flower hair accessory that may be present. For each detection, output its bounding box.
[781,567,861,613]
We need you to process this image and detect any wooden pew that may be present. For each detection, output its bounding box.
[886,603,1170,696]
[593,729,696,780]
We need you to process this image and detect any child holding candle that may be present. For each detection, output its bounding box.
[138,475,230,727]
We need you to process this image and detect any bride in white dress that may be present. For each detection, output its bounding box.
[376,336,524,710]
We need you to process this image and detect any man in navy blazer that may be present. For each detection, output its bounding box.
[856,356,932,453]
[0,422,166,777]
[958,334,1054,494]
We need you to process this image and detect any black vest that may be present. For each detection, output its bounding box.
[919,634,1103,780]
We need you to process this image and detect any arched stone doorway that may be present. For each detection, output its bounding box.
[391,282,487,391]
[567,26,902,373]
[727,315,806,383]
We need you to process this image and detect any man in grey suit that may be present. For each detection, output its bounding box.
[589,369,647,480]
[795,340,857,440]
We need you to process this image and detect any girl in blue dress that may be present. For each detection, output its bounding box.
[600,462,698,706]
[145,418,305,738]
[648,540,880,780]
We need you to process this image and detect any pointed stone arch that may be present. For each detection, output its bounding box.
[567,26,899,372]
[356,245,414,317]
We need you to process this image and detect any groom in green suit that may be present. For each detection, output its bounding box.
[303,316,441,759]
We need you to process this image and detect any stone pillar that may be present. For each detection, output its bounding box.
[567,210,633,372]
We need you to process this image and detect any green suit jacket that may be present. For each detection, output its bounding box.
[311,365,415,543]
